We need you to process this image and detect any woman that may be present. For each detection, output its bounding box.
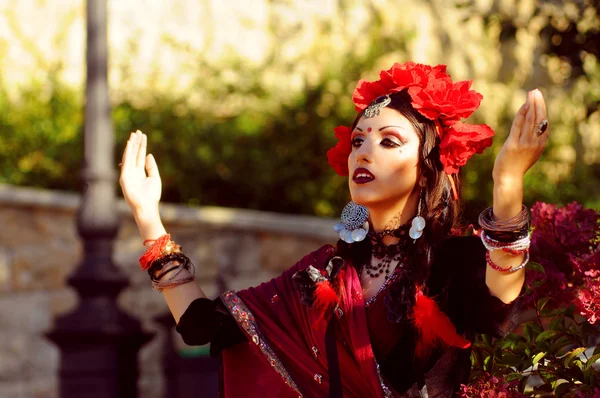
[119,62,549,397]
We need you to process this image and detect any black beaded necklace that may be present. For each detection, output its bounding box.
[359,223,411,278]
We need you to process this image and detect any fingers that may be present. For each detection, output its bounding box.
[145,153,160,179]
[533,90,550,143]
[508,101,530,144]
[520,90,537,146]
[135,130,147,167]
[121,132,137,170]
[534,90,547,123]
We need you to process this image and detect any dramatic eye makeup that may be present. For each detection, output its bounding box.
[351,135,364,147]
[350,130,407,148]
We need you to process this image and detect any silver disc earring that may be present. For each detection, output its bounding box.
[409,193,426,240]
[334,201,369,243]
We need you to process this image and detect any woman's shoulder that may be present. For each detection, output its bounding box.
[293,243,337,271]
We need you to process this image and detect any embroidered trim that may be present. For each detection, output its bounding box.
[363,265,402,308]
[220,290,303,397]
[375,362,394,398]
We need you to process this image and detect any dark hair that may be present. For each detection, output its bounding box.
[345,90,460,288]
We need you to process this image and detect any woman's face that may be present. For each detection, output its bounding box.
[348,107,421,210]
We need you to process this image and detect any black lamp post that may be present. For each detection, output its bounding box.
[46,0,152,396]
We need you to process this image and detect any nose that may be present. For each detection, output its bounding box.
[355,138,373,164]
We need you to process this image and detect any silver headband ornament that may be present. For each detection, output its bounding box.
[363,95,391,118]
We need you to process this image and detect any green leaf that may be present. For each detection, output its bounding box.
[536,330,561,343]
[505,372,524,382]
[533,351,547,364]
[564,347,587,367]
[554,381,574,397]
[537,297,551,313]
[584,353,600,371]
[483,355,492,371]
[549,316,564,330]
[526,261,545,273]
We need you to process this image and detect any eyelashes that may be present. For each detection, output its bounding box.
[351,137,404,148]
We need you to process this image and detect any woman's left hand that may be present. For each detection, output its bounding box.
[492,89,549,183]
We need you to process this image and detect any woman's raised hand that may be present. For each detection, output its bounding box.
[492,89,550,183]
[119,130,162,217]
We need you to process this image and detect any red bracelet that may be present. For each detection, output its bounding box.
[501,247,526,256]
[139,234,179,271]
[485,250,529,273]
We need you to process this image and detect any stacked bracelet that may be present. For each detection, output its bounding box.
[486,250,530,273]
[149,253,196,292]
[478,205,530,242]
[480,231,530,253]
[138,234,182,270]
[478,206,531,273]
[139,234,196,292]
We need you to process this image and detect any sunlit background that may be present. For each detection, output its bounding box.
[0,1,599,397]
[2,0,599,217]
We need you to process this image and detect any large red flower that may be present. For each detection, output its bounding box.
[439,123,494,174]
[334,61,494,176]
[410,79,483,126]
[352,62,450,112]
[326,125,352,176]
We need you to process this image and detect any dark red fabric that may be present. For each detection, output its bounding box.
[220,244,399,398]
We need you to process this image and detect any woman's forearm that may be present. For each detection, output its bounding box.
[486,177,526,304]
[134,210,206,323]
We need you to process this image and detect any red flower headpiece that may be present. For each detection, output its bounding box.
[327,61,494,179]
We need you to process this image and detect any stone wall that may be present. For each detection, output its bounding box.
[0,183,337,398]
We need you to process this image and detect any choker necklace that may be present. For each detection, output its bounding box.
[360,223,411,278]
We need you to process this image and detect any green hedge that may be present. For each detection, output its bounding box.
[2,2,599,219]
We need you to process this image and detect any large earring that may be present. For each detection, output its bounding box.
[409,192,426,240]
[334,201,369,243]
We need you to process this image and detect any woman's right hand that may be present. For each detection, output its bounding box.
[119,130,162,218]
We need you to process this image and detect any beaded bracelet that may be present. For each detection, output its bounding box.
[485,250,529,273]
[481,231,530,253]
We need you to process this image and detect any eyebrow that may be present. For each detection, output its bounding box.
[379,125,406,131]
[354,125,407,133]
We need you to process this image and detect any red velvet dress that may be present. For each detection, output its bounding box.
[176,236,522,397]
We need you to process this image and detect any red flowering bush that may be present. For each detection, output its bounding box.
[574,387,600,397]
[576,276,600,325]
[468,202,600,396]
[527,201,600,309]
[458,373,523,398]
[329,61,495,176]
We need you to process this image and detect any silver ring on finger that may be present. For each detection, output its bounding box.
[536,119,549,136]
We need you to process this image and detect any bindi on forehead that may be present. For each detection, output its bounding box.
[367,127,372,132]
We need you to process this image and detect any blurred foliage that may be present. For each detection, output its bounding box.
[0,0,599,220]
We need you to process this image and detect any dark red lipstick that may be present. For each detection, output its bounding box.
[352,168,375,184]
